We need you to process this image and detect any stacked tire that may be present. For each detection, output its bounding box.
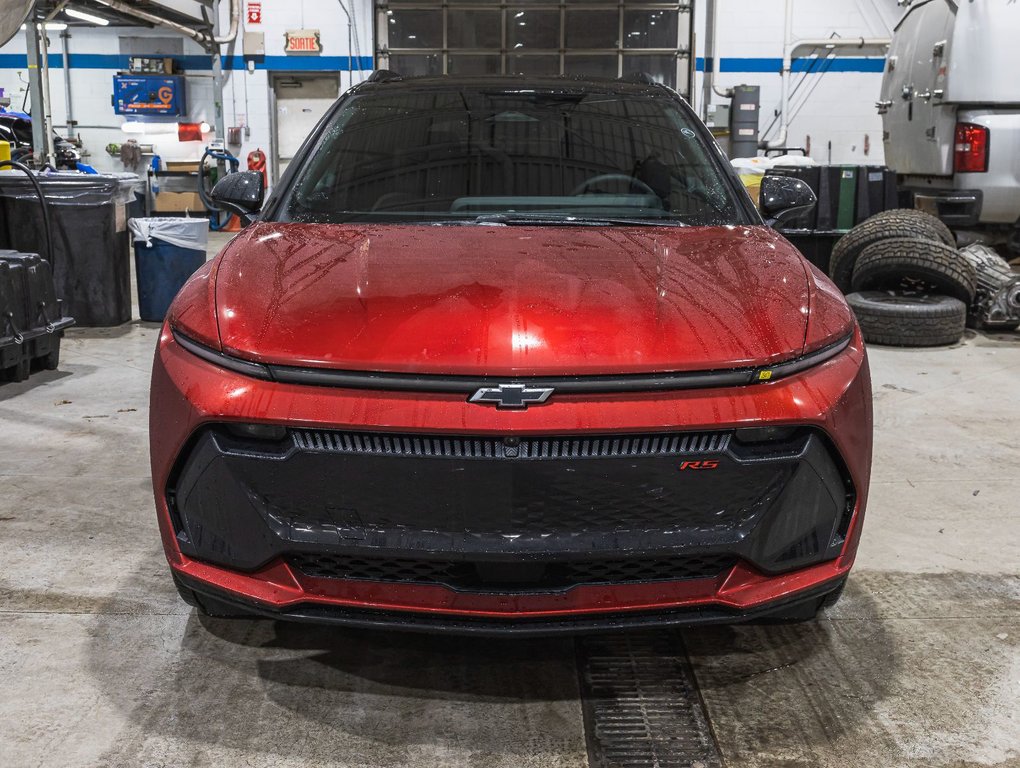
[828,209,973,347]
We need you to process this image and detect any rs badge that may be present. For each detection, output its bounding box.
[679,460,720,471]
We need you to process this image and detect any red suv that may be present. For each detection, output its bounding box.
[150,74,872,634]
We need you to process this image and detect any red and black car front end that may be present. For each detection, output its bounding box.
[150,223,872,636]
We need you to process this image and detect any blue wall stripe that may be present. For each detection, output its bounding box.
[695,56,885,74]
[0,52,374,71]
[0,52,885,74]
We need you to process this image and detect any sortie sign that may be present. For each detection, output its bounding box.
[284,29,322,54]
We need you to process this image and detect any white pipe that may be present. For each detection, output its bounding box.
[701,0,717,120]
[212,0,240,45]
[774,0,794,149]
[789,37,891,57]
[93,0,239,47]
[768,33,890,149]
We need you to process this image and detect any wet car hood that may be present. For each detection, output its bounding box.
[213,222,811,376]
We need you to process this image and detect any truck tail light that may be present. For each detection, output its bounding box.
[954,123,989,173]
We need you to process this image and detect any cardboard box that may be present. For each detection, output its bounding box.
[164,161,200,173]
[154,191,205,213]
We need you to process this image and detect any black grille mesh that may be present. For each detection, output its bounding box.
[290,429,731,459]
[288,552,736,591]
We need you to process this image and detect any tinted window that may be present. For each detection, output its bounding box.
[280,87,747,226]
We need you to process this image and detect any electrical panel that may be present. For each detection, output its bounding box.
[113,75,186,117]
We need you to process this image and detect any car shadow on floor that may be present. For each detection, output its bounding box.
[196,612,582,702]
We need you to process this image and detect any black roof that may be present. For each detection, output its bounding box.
[357,72,673,97]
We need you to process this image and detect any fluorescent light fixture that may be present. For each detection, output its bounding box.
[65,8,110,25]
[20,23,69,31]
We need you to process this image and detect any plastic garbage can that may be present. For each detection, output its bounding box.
[129,217,209,322]
[0,171,138,326]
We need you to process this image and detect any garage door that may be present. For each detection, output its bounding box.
[376,0,694,98]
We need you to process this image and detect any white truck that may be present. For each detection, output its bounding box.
[878,0,1020,253]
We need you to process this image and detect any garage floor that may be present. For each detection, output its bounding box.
[1,234,1018,768]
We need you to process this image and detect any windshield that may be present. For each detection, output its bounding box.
[278,86,749,227]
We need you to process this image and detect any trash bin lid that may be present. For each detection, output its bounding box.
[0,171,140,205]
[128,217,209,250]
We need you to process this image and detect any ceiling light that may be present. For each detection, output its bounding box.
[121,121,178,135]
[20,22,68,31]
[65,8,110,25]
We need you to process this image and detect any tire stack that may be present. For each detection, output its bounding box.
[828,209,975,347]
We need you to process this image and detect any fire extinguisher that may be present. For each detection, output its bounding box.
[247,148,268,186]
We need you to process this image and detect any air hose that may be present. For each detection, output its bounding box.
[0,159,55,269]
[197,146,240,231]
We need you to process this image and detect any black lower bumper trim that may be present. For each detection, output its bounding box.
[176,572,847,637]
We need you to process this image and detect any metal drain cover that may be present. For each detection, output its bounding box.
[577,631,722,768]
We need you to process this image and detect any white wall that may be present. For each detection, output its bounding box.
[0,0,900,175]
[693,0,901,164]
[0,0,372,175]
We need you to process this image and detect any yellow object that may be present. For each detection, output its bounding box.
[739,173,762,209]
[0,140,11,165]
[757,370,773,381]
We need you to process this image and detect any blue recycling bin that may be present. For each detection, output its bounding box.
[129,218,209,322]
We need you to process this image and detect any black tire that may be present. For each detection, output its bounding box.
[847,291,967,347]
[829,209,956,292]
[851,238,977,304]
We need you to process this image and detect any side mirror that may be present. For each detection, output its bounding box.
[210,171,265,224]
[759,174,817,228]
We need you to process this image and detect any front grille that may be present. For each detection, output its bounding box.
[172,425,849,575]
[288,552,736,592]
[290,429,730,459]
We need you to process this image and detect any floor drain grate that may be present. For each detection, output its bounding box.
[577,630,722,768]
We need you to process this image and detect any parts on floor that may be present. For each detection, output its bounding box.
[958,243,1020,330]
[830,209,1018,347]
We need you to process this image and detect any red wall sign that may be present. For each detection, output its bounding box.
[246,1,262,25]
[284,29,322,54]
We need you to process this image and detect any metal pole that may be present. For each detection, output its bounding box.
[61,30,74,135]
[24,23,47,166]
[701,0,716,121]
[38,26,57,165]
[775,0,794,148]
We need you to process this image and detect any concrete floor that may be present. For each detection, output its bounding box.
[1,232,1018,767]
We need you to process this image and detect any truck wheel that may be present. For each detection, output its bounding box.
[829,209,956,292]
[847,291,967,347]
[851,238,977,303]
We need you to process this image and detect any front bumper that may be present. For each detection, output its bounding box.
[151,324,872,631]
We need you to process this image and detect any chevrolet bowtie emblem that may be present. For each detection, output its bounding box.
[469,383,555,409]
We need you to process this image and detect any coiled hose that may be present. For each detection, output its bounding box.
[197,147,240,231]
[0,159,54,269]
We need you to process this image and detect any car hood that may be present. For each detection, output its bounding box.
[213,222,811,375]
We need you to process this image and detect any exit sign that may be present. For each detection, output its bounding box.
[284,29,321,54]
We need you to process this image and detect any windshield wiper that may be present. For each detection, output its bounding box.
[459,213,687,227]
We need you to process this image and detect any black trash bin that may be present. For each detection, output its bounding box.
[0,172,138,327]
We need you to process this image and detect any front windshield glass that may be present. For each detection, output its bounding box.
[279,85,748,226]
